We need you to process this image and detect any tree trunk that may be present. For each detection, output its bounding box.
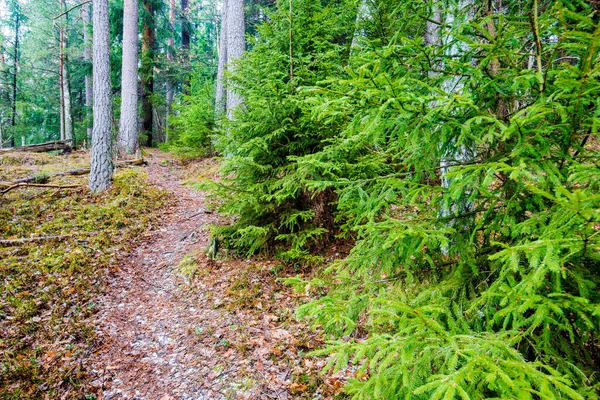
[82,2,93,147]
[225,0,245,121]
[215,0,228,117]
[89,0,114,193]
[10,9,19,148]
[181,0,191,94]
[165,0,175,141]
[141,0,155,147]
[59,0,74,145]
[59,22,65,142]
[118,0,140,156]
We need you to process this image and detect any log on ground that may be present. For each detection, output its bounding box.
[0,140,71,154]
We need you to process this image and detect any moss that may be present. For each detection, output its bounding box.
[0,163,169,399]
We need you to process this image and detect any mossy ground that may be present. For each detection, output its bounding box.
[0,152,168,398]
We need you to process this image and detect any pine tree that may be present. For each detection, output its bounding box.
[89,0,113,193]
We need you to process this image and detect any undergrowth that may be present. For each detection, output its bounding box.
[0,165,167,398]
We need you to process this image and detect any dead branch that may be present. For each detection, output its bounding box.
[0,232,97,246]
[1,183,81,196]
[0,140,71,154]
[0,158,146,186]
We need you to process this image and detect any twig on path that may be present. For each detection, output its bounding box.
[181,209,212,222]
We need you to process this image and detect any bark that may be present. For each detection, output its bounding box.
[118,0,140,156]
[82,2,93,146]
[10,9,19,148]
[435,0,475,251]
[59,0,74,145]
[141,0,156,147]
[0,140,71,154]
[181,0,191,93]
[225,0,245,121]
[89,0,114,193]
[165,0,175,141]
[215,0,228,116]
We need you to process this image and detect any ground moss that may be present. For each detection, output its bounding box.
[0,160,168,398]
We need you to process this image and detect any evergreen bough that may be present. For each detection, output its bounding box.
[213,0,600,397]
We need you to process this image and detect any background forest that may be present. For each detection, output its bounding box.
[1,0,599,398]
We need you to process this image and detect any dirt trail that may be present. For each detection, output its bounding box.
[88,151,302,400]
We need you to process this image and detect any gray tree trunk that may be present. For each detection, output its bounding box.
[118,0,139,156]
[82,2,93,147]
[225,0,244,121]
[165,0,175,141]
[10,9,19,147]
[215,0,228,116]
[181,0,190,93]
[60,0,74,145]
[89,0,113,193]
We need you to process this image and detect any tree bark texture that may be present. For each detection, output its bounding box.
[225,0,245,121]
[82,2,93,146]
[141,0,156,147]
[59,0,74,145]
[181,0,191,93]
[118,0,140,156]
[166,0,175,141]
[90,0,114,193]
[10,9,19,148]
[215,0,228,116]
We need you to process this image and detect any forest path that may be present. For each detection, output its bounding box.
[88,150,303,400]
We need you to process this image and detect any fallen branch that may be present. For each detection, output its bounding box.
[0,232,98,246]
[1,183,81,196]
[0,140,71,154]
[0,158,146,185]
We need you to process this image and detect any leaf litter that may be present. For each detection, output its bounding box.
[86,150,346,399]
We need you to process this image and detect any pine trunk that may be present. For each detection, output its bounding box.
[141,0,155,147]
[10,10,19,148]
[82,2,93,147]
[225,0,245,121]
[165,0,175,141]
[181,0,190,93]
[59,0,74,145]
[215,0,228,116]
[89,0,114,193]
[118,0,140,156]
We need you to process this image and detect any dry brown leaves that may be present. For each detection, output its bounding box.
[85,150,346,400]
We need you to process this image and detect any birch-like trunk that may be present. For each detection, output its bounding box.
[225,0,245,121]
[82,2,93,146]
[118,0,139,156]
[89,0,113,193]
[215,0,228,116]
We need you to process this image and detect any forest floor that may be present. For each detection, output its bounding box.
[85,149,345,400]
[0,149,346,400]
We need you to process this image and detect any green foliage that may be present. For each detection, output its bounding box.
[291,0,600,398]
[212,0,358,261]
[163,81,215,159]
[218,0,600,397]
